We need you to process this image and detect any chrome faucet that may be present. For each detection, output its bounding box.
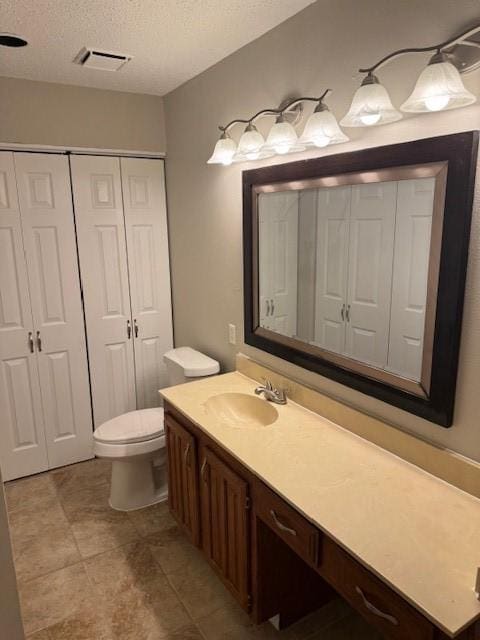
[254,379,287,404]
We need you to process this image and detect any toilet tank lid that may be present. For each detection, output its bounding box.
[163,347,220,377]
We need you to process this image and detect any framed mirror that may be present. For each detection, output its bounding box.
[243,132,478,426]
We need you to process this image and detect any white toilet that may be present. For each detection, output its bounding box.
[93,347,220,511]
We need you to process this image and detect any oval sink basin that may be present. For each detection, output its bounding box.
[204,392,278,428]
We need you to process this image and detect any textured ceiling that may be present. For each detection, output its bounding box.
[0,0,315,96]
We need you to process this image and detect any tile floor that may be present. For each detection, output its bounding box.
[5,459,382,639]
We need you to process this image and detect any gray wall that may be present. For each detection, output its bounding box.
[0,472,24,640]
[0,76,165,152]
[164,0,480,461]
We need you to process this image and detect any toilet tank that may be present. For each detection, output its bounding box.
[164,347,220,386]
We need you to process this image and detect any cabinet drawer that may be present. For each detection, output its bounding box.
[321,538,434,640]
[253,481,319,566]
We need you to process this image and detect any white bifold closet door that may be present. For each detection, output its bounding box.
[71,155,173,428]
[314,186,350,353]
[258,191,298,337]
[387,178,434,380]
[344,182,396,367]
[121,158,173,408]
[0,152,92,480]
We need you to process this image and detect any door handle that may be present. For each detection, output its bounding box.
[346,304,351,322]
[271,299,275,315]
[36,331,42,352]
[355,586,398,626]
[127,319,132,339]
[134,318,139,338]
[340,304,345,321]
[266,300,271,317]
[270,509,297,536]
[28,331,34,353]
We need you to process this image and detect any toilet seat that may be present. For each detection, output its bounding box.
[94,407,164,445]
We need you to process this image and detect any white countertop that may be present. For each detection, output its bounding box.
[161,371,480,637]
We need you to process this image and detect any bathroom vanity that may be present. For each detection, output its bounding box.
[161,370,480,640]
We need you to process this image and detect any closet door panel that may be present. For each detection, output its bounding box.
[387,178,435,381]
[258,198,272,330]
[71,155,136,426]
[121,158,173,408]
[257,191,298,337]
[314,186,350,354]
[14,153,93,468]
[270,191,298,337]
[345,182,396,367]
[0,152,48,480]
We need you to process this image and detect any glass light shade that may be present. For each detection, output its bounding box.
[341,75,402,127]
[235,124,266,160]
[264,119,299,155]
[401,57,476,113]
[207,134,237,165]
[300,107,349,147]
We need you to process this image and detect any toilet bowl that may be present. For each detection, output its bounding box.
[93,347,220,511]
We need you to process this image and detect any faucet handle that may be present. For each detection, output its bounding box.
[260,377,273,391]
[276,388,287,403]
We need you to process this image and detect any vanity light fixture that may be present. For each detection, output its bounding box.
[401,50,476,113]
[235,123,274,162]
[208,24,480,163]
[263,113,304,155]
[207,131,237,165]
[208,90,347,165]
[348,23,480,125]
[340,72,402,127]
[300,93,349,147]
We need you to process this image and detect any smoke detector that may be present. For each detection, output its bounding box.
[74,47,132,72]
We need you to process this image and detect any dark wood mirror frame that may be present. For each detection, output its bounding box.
[243,131,478,427]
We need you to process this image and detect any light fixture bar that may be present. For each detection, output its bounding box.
[359,23,480,74]
[219,90,331,134]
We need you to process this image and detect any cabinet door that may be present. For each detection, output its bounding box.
[120,158,173,408]
[345,182,396,367]
[200,446,250,609]
[0,152,48,480]
[14,153,93,469]
[165,415,200,545]
[70,155,136,427]
[314,186,350,354]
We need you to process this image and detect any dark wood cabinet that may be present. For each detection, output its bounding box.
[163,402,478,640]
[199,446,250,609]
[165,414,200,545]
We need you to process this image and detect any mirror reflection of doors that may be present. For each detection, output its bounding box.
[258,176,435,384]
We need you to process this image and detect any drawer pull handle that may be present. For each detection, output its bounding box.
[270,509,297,537]
[184,443,191,466]
[355,586,398,626]
[200,458,208,480]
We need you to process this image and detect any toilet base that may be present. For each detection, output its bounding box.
[109,457,168,512]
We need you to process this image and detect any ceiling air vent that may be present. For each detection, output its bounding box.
[74,47,132,71]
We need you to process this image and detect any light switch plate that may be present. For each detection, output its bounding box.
[228,323,236,345]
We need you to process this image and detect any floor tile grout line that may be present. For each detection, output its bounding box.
[16,557,87,588]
